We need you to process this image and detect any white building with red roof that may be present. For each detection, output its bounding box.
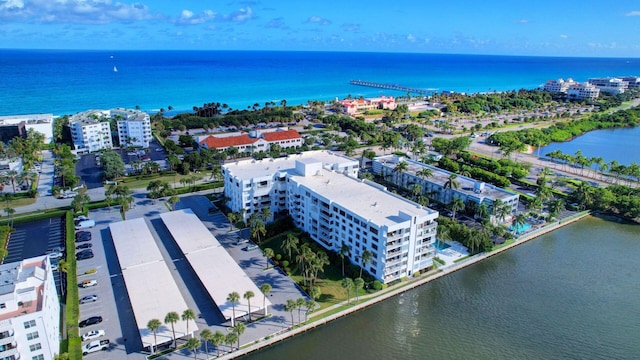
[199,129,302,153]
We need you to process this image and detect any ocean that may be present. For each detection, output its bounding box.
[1,50,640,116]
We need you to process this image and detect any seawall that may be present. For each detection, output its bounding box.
[218,211,591,359]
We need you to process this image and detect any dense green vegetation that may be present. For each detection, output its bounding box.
[572,183,640,221]
[441,89,552,114]
[100,150,126,180]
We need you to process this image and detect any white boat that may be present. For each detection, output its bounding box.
[113,65,118,72]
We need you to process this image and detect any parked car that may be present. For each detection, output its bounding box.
[80,295,98,304]
[60,191,78,199]
[75,231,90,238]
[76,252,94,261]
[76,234,92,243]
[79,316,103,328]
[75,220,96,230]
[82,339,109,355]
[74,215,90,222]
[235,239,249,245]
[80,279,97,288]
[51,263,59,271]
[47,252,64,260]
[81,329,105,341]
[76,243,92,250]
[242,244,259,251]
[76,249,94,256]
[47,246,65,253]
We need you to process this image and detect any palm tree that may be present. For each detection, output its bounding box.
[119,196,134,220]
[244,291,255,321]
[476,202,489,221]
[260,283,271,316]
[147,319,162,354]
[199,329,212,359]
[359,250,372,278]
[285,299,296,326]
[512,213,528,234]
[3,207,15,229]
[295,298,306,324]
[443,173,460,203]
[225,332,238,352]
[354,277,364,303]
[411,183,423,200]
[212,331,226,357]
[416,167,433,181]
[249,213,266,244]
[231,323,245,350]
[450,197,465,219]
[227,291,240,327]
[185,337,200,360]
[281,233,299,260]
[341,278,354,304]
[339,241,349,277]
[393,160,409,188]
[164,311,180,348]
[304,299,318,322]
[182,309,196,338]
[548,198,565,220]
[263,247,274,269]
[169,195,180,211]
[227,212,239,232]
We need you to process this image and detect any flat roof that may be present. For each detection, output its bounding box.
[223,150,358,181]
[109,218,197,349]
[160,209,271,320]
[375,155,517,201]
[290,169,437,227]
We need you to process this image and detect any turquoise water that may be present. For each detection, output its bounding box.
[2,50,640,116]
[435,241,451,250]
[510,222,532,234]
[245,217,640,360]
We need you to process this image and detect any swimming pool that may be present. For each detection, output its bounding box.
[510,222,532,234]
[434,240,451,250]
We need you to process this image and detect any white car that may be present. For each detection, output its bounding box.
[80,279,98,288]
[75,220,96,230]
[81,329,105,342]
[47,252,64,260]
[74,215,90,222]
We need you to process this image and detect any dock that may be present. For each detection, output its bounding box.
[349,80,437,96]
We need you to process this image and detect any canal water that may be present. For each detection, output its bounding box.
[244,217,640,359]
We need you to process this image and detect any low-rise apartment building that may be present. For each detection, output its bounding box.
[340,96,397,115]
[69,110,113,153]
[566,82,600,100]
[0,114,54,143]
[222,151,438,283]
[0,256,60,360]
[543,78,576,93]
[372,155,519,222]
[114,108,152,148]
[587,77,628,95]
[199,128,302,153]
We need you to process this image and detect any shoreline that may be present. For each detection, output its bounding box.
[217,211,591,359]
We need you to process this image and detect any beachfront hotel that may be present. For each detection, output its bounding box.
[199,128,302,153]
[0,256,60,360]
[566,82,600,100]
[222,151,439,283]
[114,108,152,148]
[339,96,397,116]
[543,78,576,93]
[0,114,54,143]
[587,77,628,95]
[372,155,519,222]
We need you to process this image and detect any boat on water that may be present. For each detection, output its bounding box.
[113,65,118,72]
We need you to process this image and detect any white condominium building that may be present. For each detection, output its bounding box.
[543,78,576,93]
[0,114,54,144]
[587,77,628,95]
[0,256,60,360]
[222,151,439,283]
[69,110,113,153]
[620,76,640,88]
[373,155,519,222]
[566,82,600,100]
[114,108,152,148]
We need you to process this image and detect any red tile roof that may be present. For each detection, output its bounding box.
[199,134,256,149]
[261,129,301,142]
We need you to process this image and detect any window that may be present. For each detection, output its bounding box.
[26,332,39,340]
[24,320,36,329]
[0,303,4,309]
[29,343,42,351]
[32,355,44,360]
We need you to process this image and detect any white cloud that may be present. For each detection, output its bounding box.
[517,19,529,24]
[0,0,153,24]
[224,7,253,22]
[176,9,216,25]
[559,34,568,39]
[306,16,331,26]
[625,10,640,16]
[406,34,415,42]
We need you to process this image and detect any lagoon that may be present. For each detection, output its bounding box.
[245,217,640,359]
[539,126,640,166]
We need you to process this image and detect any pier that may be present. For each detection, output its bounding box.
[350,80,437,96]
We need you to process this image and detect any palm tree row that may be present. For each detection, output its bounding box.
[146,308,195,354]
[546,149,640,186]
[284,297,318,327]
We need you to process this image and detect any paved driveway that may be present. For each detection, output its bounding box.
[76,154,104,189]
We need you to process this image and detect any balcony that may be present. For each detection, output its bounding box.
[0,335,15,347]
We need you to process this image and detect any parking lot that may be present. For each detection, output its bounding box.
[75,154,104,189]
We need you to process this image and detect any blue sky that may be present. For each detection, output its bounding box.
[1,0,639,57]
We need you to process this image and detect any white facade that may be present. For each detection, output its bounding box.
[69,110,113,153]
[372,155,520,221]
[0,114,54,144]
[620,76,640,88]
[0,256,60,360]
[587,77,628,94]
[222,151,439,283]
[114,108,152,148]
[542,78,576,93]
[566,83,600,100]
